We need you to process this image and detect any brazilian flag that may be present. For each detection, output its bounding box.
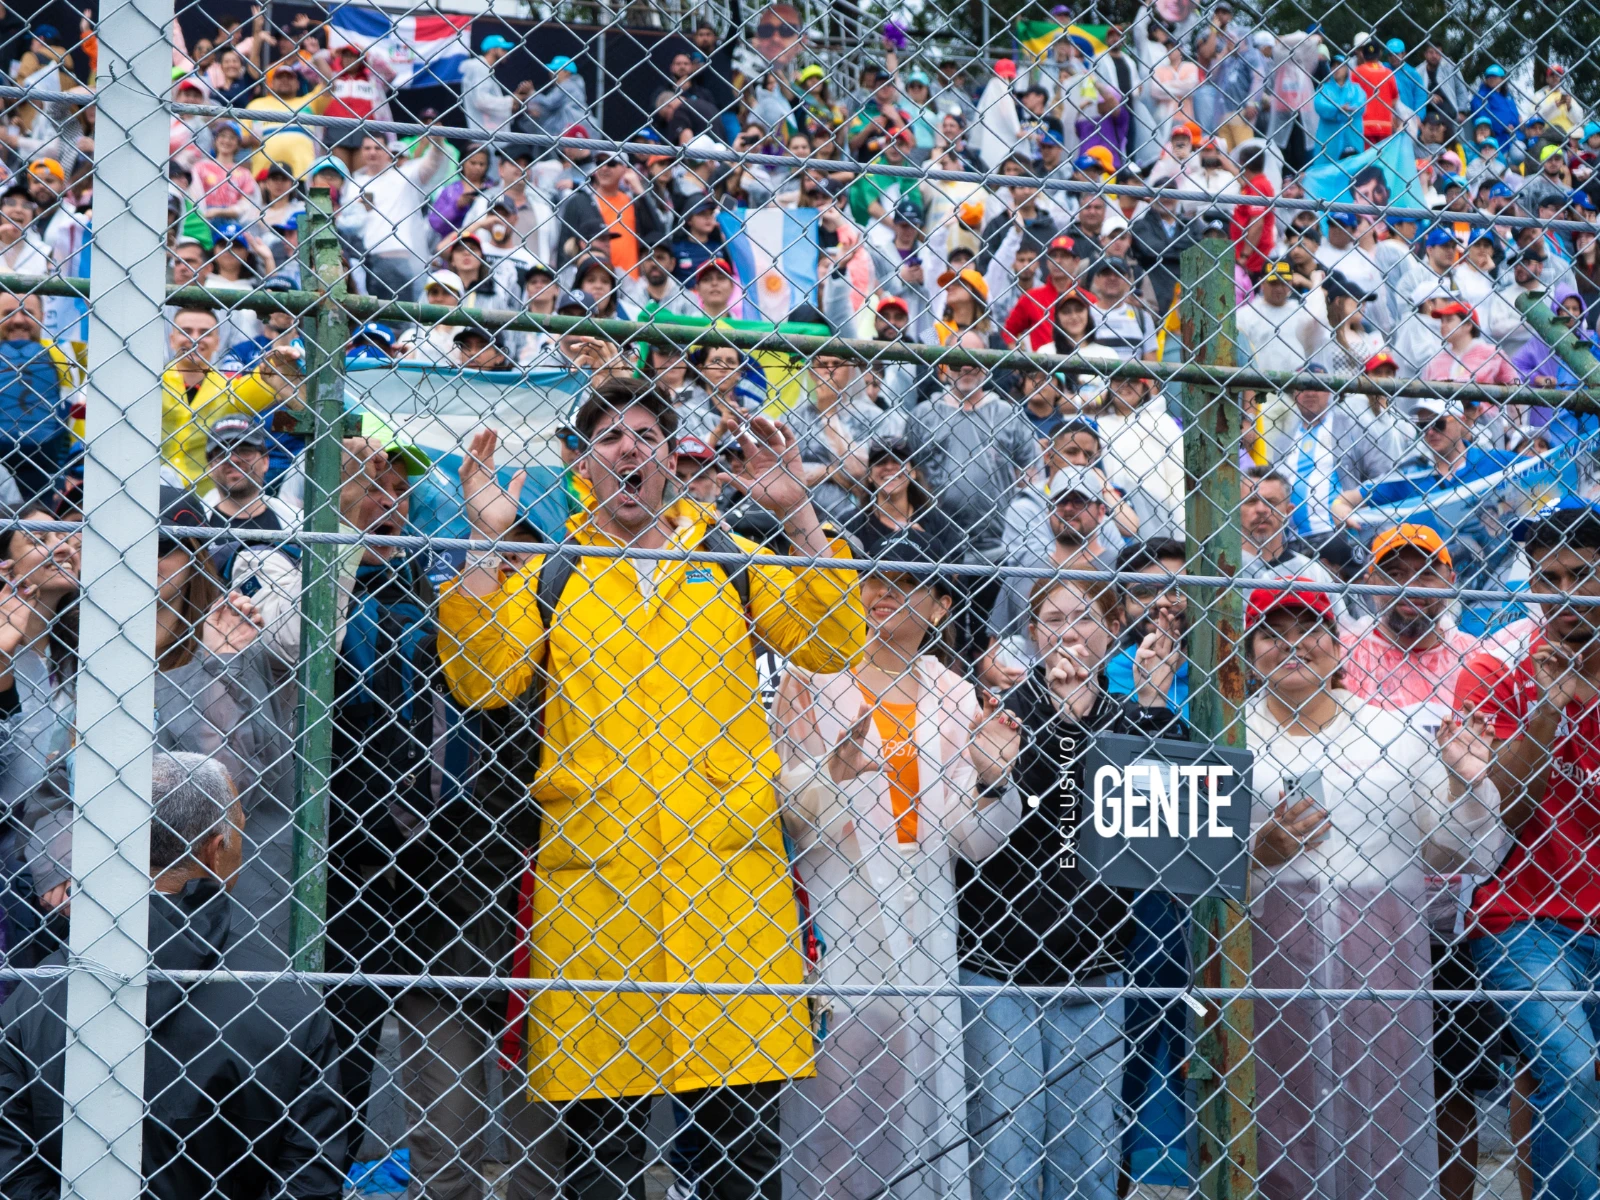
[1015,18,1110,56]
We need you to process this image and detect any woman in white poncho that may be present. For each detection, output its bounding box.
[1243,581,1501,1200]
[774,533,1022,1199]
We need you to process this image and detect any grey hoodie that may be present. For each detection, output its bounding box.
[904,390,1044,556]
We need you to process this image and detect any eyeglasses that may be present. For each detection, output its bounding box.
[755,21,799,37]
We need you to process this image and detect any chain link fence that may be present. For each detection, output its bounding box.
[1,0,1599,1197]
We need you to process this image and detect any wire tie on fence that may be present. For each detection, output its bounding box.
[1180,991,1209,1018]
[63,954,136,989]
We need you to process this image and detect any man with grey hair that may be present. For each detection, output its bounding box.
[0,752,346,1199]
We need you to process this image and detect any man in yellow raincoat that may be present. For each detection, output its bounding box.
[438,377,865,1198]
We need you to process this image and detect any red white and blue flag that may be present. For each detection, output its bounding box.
[326,6,474,88]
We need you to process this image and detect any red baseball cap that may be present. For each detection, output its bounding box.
[1048,234,1078,255]
[1363,351,1399,372]
[1431,299,1474,319]
[675,434,716,462]
[695,256,736,280]
[1245,580,1335,628]
[875,293,909,315]
[995,58,1018,79]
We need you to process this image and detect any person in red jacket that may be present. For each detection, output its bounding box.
[1002,234,1097,349]
[1230,144,1276,279]
[1352,37,1399,143]
[323,46,393,170]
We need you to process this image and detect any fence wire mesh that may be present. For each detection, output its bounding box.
[5,1,1600,1198]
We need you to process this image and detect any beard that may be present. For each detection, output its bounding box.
[1383,606,1438,642]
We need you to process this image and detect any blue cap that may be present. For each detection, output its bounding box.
[1587,122,1600,139]
[1572,189,1598,212]
[32,24,56,42]
[270,210,304,233]
[211,218,246,243]
[1513,495,1600,542]
[1425,226,1456,247]
[1485,63,1506,77]
[307,155,351,180]
[1329,210,1361,227]
[1479,136,1500,149]
[1332,53,1347,64]
[1040,129,1068,148]
[480,34,515,53]
[1488,181,1514,198]
[1468,226,1495,244]
[1440,173,1467,190]
[1306,363,1329,375]
[1472,115,1492,127]
[1073,153,1104,171]
[1385,37,1406,54]
[355,322,396,346]
[545,54,576,73]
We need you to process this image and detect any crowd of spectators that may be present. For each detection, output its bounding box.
[0,3,1598,1199]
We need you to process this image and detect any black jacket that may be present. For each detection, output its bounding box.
[0,881,346,1199]
[1130,209,1202,316]
[955,670,1187,986]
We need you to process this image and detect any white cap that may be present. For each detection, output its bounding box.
[425,269,464,296]
[1251,30,1275,48]
[1414,398,1466,420]
[1047,465,1106,502]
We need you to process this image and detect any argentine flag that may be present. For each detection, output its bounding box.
[326,6,474,88]
[718,207,820,324]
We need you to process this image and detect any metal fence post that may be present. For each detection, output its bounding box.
[57,0,175,1191]
[1179,235,1257,1199]
[289,188,351,972]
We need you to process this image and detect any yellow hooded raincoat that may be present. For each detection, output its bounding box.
[438,499,866,1102]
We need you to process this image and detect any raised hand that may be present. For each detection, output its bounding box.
[203,589,264,655]
[968,696,1021,789]
[459,427,526,541]
[1253,791,1331,868]
[826,706,879,785]
[1530,641,1595,716]
[719,415,811,522]
[1134,604,1181,710]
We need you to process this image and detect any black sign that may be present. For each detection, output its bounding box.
[1073,733,1254,901]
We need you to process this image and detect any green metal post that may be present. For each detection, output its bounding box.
[1179,236,1256,1199]
[1515,292,1600,385]
[289,187,350,972]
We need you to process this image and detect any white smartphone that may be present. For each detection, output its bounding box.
[1283,769,1325,811]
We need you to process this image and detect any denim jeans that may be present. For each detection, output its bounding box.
[961,968,1125,1200]
[1473,921,1600,1200]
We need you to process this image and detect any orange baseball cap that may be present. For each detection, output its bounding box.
[1370,523,1453,570]
[935,266,990,300]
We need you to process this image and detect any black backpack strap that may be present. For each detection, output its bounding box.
[527,540,580,725]
[698,524,751,611]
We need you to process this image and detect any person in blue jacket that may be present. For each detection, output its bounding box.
[1471,64,1522,145]
[1313,56,1367,164]
[1386,39,1429,127]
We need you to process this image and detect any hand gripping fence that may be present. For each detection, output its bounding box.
[13,3,1600,1199]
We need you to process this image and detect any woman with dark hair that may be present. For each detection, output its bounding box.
[775,527,1021,1200]
[844,438,964,561]
[0,489,296,973]
[569,253,627,320]
[1242,583,1497,1200]
[1052,288,1117,361]
[428,144,494,237]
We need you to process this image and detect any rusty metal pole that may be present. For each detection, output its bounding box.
[1179,234,1256,1199]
